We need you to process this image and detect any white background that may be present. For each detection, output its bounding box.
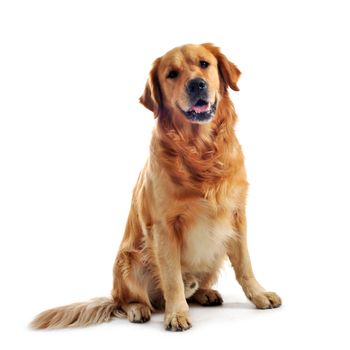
[1,0,350,349]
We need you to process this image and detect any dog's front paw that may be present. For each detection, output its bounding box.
[164,311,192,331]
[250,291,282,309]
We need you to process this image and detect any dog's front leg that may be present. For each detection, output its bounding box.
[153,222,191,331]
[227,209,282,309]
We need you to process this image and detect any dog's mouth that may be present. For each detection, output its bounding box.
[177,99,217,123]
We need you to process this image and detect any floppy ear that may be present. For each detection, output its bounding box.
[202,43,241,91]
[139,57,162,117]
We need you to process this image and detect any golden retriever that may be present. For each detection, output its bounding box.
[31,43,281,331]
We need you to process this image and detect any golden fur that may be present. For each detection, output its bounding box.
[31,43,281,331]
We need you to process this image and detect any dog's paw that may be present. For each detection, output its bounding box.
[164,311,192,331]
[191,289,223,306]
[250,292,282,309]
[126,303,151,323]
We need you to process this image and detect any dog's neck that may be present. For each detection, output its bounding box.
[152,94,241,202]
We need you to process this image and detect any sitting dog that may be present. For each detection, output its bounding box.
[31,43,281,332]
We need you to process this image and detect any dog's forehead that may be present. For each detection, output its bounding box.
[159,45,216,70]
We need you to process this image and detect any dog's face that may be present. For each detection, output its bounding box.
[140,43,241,124]
[158,45,220,123]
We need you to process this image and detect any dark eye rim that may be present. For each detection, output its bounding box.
[200,60,209,68]
[167,70,179,79]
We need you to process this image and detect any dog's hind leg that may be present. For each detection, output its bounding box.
[112,250,153,323]
[187,271,223,306]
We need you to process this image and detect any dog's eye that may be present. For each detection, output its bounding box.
[167,70,178,79]
[200,60,209,69]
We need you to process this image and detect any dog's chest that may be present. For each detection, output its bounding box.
[181,206,236,272]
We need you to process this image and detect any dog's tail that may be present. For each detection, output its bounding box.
[30,297,124,329]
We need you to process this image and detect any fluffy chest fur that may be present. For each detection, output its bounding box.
[181,211,236,273]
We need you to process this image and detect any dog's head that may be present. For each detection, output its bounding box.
[140,43,240,124]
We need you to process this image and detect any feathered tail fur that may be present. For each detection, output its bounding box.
[30,297,123,329]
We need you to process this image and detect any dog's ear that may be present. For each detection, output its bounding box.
[140,58,162,117]
[202,43,241,91]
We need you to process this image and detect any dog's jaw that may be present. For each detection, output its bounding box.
[176,99,217,124]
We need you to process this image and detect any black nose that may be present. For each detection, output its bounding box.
[186,78,208,97]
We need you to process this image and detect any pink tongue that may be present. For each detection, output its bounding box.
[191,104,209,113]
